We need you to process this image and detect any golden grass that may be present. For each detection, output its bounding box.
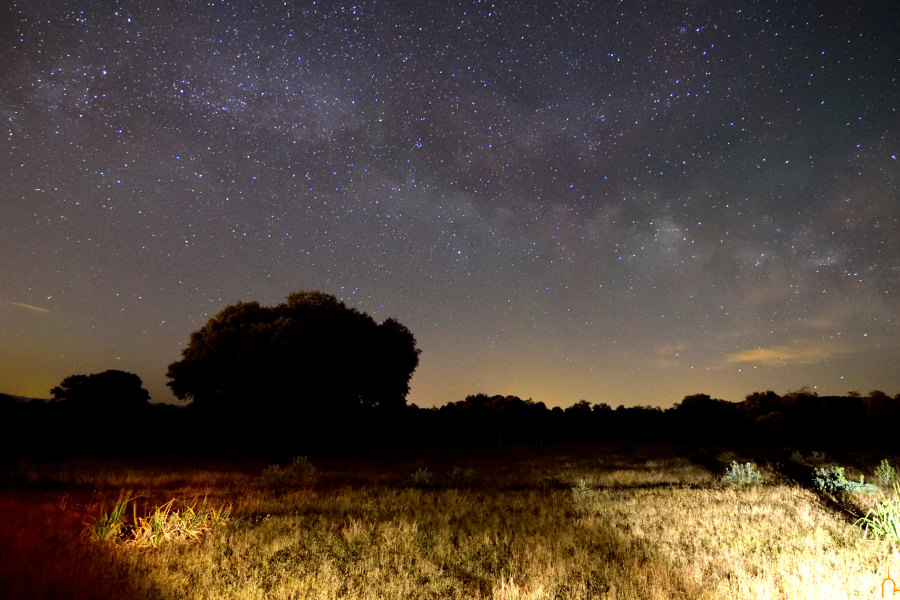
[1,446,898,599]
[126,497,231,548]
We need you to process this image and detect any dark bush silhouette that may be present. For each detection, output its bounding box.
[50,370,150,412]
[166,291,421,430]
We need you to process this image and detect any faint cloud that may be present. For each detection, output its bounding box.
[4,301,51,313]
[727,340,852,365]
[803,317,840,330]
[653,342,687,369]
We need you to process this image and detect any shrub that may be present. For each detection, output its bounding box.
[260,456,319,489]
[286,456,319,488]
[808,451,828,463]
[410,468,433,488]
[445,467,474,487]
[813,466,879,494]
[722,462,763,487]
[715,451,740,464]
[854,483,900,542]
[260,464,287,488]
[874,459,897,486]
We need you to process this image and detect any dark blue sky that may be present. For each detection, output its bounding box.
[2,0,898,407]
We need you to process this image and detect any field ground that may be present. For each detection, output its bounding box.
[0,444,898,599]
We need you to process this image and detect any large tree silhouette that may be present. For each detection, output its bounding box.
[166,291,421,424]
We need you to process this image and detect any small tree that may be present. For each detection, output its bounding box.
[51,370,150,412]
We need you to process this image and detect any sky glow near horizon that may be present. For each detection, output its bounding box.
[1,0,899,408]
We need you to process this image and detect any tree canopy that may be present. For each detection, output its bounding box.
[51,370,150,411]
[166,291,421,421]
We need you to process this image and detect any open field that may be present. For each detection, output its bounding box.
[1,445,898,599]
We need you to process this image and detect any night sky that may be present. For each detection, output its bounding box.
[2,0,899,409]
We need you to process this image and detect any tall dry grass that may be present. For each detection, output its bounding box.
[1,446,898,599]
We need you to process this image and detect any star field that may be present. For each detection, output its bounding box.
[2,0,899,408]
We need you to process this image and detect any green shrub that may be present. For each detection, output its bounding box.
[410,468,433,488]
[260,464,286,488]
[260,457,319,489]
[874,459,897,486]
[445,467,474,487]
[722,462,763,486]
[813,466,879,494]
[715,451,740,464]
[286,456,319,488]
[808,451,828,463]
[855,483,900,542]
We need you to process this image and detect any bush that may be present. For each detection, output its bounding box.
[808,451,828,463]
[715,451,740,464]
[722,462,763,487]
[874,459,897,486]
[444,467,474,487]
[260,457,319,489]
[813,466,879,494]
[410,468,433,488]
[286,456,319,487]
[260,464,287,488]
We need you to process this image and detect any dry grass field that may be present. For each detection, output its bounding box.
[1,445,897,599]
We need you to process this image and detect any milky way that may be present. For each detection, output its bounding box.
[2,0,899,408]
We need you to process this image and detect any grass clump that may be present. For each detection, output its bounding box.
[874,459,897,486]
[83,495,131,541]
[854,483,900,542]
[573,479,594,495]
[130,498,231,548]
[84,496,230,547]
[813,465,879,494]
[721,461,763,487]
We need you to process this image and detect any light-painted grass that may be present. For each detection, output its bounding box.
[81,494,231,548]
[855,483,900,542]
[115,485,705,599]
[83,495,130,541]
[574,484,895,599]
[128,497,231,548]
[2,446,899,599]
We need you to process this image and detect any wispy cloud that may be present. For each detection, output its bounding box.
[727,340,852,365]
[5,301,51,313]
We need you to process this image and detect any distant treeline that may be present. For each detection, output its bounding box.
[2,388,898,455]
[407,389,900,449]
